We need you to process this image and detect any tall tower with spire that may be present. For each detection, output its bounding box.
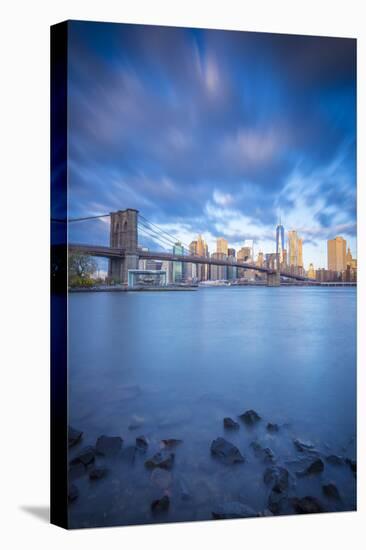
[276,218,285,268]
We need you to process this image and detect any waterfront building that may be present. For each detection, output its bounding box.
[172,242,184,283]
[227,248,237,280]
[196,234,209,281]
[210,252,227,281]
[128,269,167,288]
[307,263,316,279]
[327,236,346,272]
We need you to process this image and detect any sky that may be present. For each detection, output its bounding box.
[67,20,356,269]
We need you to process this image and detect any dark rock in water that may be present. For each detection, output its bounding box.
[68,426,83,448]
[151,468,172,490]
[210,437,245,465]
[322,483,341,500]
[135,436,148,452]
[224,417,240,430]
[326,454,344,466]
[239,410,261,425]
[68,483,79,502]
[250,441,275,463]
[293,439,315,453]
[89,467,108,480]
[70,446,95,466]
[96,435,123,456]
[151,495,170,513]
[263,466,289,493]
[161,438,182,448]
[268,489,286,515]
[292,496,324,514]
[145,451,175,470]
[298,459,324,476]
[266,423,279,433]
[212,501,257,519]
[345,458,356,476]
[68,462,86,480]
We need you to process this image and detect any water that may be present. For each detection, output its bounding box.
[68,287,356,528]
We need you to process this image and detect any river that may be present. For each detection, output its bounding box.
[68,287,356,528]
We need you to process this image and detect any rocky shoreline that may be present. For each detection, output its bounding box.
[67,408,356,523]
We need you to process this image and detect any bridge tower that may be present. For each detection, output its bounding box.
[267,252,281,286]
[108,209,139,284]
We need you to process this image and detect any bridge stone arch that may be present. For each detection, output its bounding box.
[108,209,139,284]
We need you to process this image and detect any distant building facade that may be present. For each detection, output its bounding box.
[327,236,346,272]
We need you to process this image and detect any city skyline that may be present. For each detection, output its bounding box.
[67,22,356,269]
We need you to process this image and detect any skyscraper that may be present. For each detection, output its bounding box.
[298,238,303,269]
[287,230,299,267]
[216,237,228,255]
[327,236,346,272]
[196,234,209,281]
[227,248,237,280]
[172,242,184,283]
[276,223,285,266]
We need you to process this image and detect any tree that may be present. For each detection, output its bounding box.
[68,251,98,284]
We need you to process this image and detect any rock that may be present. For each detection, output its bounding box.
[89,467,108,480]
[250,441,275,463]
[151,495,170,513]
[268,489,287,515]
[95,435,123,456]
[297,459,324,476]
[212,502,257,519]
[68,483,79,502]
[266,423,279,433]
[161,439,182,448]
[70,446,95,466]
[292,496,324,514]
[326,454,344,465]
[322,483,341,500]
[263,466,289,493]
[151,468,172,490]
[210,437,245,465]
[145,451,175,470]
[68,426,83,448]
[293,439,315,453]
[135,436,148,452]
[239,410,261,425]
[224,417,240,430]
[345,458,356,476]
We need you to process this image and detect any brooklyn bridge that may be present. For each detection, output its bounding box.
[67,208,315,287]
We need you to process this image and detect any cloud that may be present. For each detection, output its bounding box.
[66,21,356,269]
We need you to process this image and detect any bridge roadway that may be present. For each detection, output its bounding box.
[68,243,315,283]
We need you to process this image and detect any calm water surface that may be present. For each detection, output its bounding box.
[68,287,356,528]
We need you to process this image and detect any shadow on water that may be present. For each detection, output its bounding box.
[20,506,49,523]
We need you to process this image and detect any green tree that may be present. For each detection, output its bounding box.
[68,251,97,286]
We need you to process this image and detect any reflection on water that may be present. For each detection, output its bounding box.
[68,287,356,528]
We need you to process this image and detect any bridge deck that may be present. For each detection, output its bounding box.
[68,243,315,282]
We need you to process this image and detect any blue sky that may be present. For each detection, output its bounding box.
[67,21,356,269]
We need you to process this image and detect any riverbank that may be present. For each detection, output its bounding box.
[69,285,198,293]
